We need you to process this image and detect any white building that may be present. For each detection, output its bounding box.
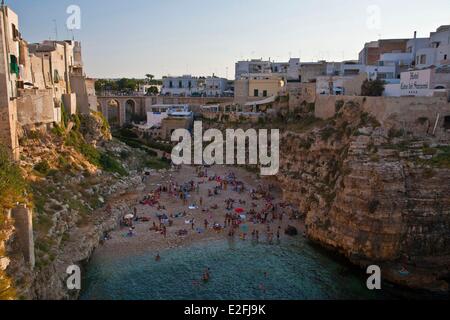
[400,67,450,96]
[325,61,366,77]
[415,25,450,68]
[205,76,228,96]
[340,62,366,76]
[235,59,272,79]
[161,75,201,96]
[235,58,300,81]
[145,104,192,128]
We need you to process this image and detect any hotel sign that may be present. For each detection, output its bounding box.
[400,69,432,96]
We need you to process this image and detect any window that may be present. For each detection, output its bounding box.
[11,24,19,41]
[169,81,173,88]
[444,116,450,130]
[254,89,259,97]
[445,54,448,60]
[420,55,427,65]
[263,90,268,97]
[9,55,19,76]
[179,81,182,88]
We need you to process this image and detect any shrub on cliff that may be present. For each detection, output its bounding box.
[65,129,127,176]
[0,146,28,211]
[361,79,386,97]
[33,160,51,175]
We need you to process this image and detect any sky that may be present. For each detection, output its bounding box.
[8,0,450,79]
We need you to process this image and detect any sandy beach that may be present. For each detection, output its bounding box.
[93,165,305,260]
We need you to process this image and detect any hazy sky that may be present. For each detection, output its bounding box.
[9,0,450,79]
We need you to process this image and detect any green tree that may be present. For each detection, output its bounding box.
[117,78,140,92]
[146,86,159,96]
[361,79,386,97]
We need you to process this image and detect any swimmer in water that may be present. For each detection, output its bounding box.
[155,252,161,262]
[202,268,210,282]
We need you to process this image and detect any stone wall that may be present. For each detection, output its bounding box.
[16,89,56,126]
[0,11,20,160]
[70,74,93,114]
[315,95,450,139]
[288,82,316,110]
[62,93,77,116]
[11,206,35,268]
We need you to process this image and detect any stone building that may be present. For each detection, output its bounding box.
[359,39,409,66]
[205,76,228,97]
[0,5,96,159]
[234,74,285,104]
[161,75,202,96]
[0,5,20,160]
[299,61,327,83]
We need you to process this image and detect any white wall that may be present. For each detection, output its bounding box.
[161,76,200,96]
[384,83,401,96]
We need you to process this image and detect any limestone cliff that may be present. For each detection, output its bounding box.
[3,112,168,299]
[277,101,450,292]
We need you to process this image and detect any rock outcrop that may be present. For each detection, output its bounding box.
[3,113,154,299]
[278,101,450,292]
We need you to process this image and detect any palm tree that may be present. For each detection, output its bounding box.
[145,74,154,84]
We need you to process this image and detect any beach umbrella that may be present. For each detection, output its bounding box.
[235,208,245,214]
[124,214,134,219]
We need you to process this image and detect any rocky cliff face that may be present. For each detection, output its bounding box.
[278,101,450,292]
[4,113,158,299]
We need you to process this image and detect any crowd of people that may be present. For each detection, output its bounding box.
[118,166,302,242]
[112,165,302,286]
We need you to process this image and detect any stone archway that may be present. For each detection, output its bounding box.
[125,99,136,124]
[107,99,120,127]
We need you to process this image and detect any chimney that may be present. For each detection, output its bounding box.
[412,31,417,67]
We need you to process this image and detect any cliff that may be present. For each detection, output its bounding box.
[2,112,168,299]
[277,101,450,292]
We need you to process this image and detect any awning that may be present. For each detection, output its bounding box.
[245,95,277,106]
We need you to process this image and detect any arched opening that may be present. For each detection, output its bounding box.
[125,99,136,123]
[108,99,120,126]
[444,116,450,130]
[434,86,446,90]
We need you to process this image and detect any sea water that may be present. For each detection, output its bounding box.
[80,237,393,300]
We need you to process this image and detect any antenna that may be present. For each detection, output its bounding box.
[53,19,58,40]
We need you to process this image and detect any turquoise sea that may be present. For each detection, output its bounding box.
[79,236,404,300]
